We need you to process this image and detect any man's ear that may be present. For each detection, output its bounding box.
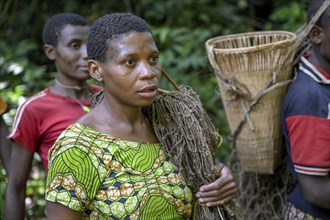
[309,26,322,44]
[43,44,56,60]
[88,60,103,82]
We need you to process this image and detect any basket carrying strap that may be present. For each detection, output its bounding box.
[206,45,252,100]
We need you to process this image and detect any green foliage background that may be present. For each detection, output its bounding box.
[0,0,309,218]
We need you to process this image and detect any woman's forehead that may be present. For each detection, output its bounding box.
[107,32,158,55]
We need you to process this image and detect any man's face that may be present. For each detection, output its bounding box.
[53,24,90,81]
[320,25,330,67]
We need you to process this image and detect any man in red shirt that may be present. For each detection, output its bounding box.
[5,12,100,219]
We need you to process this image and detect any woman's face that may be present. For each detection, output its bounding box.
[91,31,161,108]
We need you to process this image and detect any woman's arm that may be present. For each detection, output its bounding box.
[47,201,82,219]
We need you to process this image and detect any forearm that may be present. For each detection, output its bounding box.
[5,184,26,219]
[5,143,33,219]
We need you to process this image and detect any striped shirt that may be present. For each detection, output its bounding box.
[9,86,100,170]
[281,56,330,218]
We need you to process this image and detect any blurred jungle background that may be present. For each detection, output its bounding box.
[1,0,309,219]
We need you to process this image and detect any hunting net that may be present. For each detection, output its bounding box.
[143,69,242,220]
[226,150,295,220]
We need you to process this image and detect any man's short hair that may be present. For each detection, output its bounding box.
[42,12,88,46]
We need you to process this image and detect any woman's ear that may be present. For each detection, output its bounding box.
[43,44,56,60]
[309,26,323,44]
[88,60,103,82]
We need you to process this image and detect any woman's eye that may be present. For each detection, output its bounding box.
[150,56,159,64]
[125,59,135,65]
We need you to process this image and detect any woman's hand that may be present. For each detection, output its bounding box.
[195,163,237,207]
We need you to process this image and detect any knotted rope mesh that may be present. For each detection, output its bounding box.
[226,150,295,220]
[143,85,241,220]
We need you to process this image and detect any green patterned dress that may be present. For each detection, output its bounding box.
[46,123,193,220]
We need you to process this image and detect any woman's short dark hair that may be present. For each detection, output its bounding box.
[87,13,151,62]
[42,12,88,46]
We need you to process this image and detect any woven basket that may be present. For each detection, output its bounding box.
[205,31,296,174]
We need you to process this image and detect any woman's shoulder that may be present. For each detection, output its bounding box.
[48,123,90,155]
[49,123,121,158]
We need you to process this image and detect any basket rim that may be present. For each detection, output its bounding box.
[205,30,296,53]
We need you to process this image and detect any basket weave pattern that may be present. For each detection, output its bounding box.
[206,31,296,174]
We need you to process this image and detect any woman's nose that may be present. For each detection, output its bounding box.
[139,63,157,79]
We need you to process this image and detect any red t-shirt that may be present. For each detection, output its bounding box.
[9,86,101,171]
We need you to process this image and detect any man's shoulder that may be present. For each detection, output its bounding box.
[17,88,56,113]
